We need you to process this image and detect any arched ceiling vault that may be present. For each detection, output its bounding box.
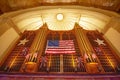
[8,6,112,32]
[3,6,116,32]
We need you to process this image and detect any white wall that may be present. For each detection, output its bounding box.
[104,28,120,57]
[0,27,19,63]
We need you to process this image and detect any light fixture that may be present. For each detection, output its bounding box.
[56,13,63,21]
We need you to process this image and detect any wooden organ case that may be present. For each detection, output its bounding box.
[0,23,120,75]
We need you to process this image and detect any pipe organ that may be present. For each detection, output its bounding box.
[0,23,120,74]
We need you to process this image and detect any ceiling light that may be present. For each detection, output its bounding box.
[56,13,63,21]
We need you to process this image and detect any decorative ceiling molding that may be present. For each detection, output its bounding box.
[0,0,120,14]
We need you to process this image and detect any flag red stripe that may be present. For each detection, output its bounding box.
[45,51,76,54]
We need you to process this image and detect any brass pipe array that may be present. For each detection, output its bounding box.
[75,24,96,63]
[20,24,48,72]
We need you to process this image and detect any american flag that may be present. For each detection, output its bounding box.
[45,40,75,54]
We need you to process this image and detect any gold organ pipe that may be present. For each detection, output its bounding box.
[75,25,95,62]
[72,54,75,67]
[78,29,88,51]
[48,55,51,67]
[34,30,42,51]
[35,29,43,51]
[39,29,47,50]
[76,30,85,53]
[9,53,19,71]
[31,28,47,53]
[80,28,91,51]
[77,29,88,52]
[34,29,44,51]
[80,29,93,61]
[78,29,93,61]
[30,29,42,53]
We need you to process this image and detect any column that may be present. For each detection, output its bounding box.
[20,24,48,72]
[60,32,63,73]
[74,23,99,73]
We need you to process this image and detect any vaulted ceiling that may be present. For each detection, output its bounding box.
[0,0,120,33]
[11,6,111,32]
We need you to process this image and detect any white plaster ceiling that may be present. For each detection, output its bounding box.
[12,6,111,32]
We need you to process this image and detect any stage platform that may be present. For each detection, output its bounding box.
[0,73,120,80]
